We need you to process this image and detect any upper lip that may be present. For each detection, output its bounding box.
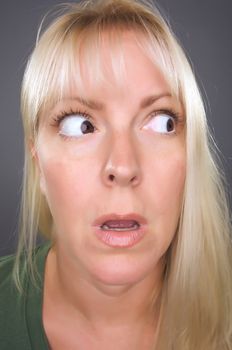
[93,213,148,227]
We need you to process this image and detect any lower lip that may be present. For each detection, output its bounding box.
[93,225,147,248]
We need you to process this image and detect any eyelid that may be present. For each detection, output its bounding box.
[149,108,180,119]
[142,108,182,135]
[51,106,180,123]
[49,108,97,142]
[50,108,93,127]
[50,106,184,136]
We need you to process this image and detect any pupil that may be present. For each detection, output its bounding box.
[167,118,174,132]
[81,120,94,134]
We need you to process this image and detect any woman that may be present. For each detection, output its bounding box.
[0,0,231,349]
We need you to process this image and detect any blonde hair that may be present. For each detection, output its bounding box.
[13,0,232,348]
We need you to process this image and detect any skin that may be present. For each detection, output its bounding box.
[34,31,186,349]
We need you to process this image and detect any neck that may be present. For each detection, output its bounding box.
[45,243,165,329]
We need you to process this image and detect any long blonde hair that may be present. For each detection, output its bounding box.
[13,0,232,348]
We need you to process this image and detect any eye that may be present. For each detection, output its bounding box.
[59,114,95,138]
[144,112,177,134]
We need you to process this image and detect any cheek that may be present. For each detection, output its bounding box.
[144,149,185,225]
[39,155,95,220]
[142,152,185,259]
[154,154,185,210]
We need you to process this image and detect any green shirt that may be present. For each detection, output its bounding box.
[0,242,51,350]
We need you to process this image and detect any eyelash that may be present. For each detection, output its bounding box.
[50,108,94,141]
[50,107,182,140]
[51,108,92,126]
[151,108,180,121]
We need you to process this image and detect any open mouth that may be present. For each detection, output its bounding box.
[100,220,140,231]
[94,223,146,248]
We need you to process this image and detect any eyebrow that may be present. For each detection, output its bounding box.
[65,92,172,111]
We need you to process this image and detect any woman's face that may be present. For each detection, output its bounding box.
[35,32,186,287]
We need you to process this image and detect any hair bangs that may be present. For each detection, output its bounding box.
[56,30,183,114]
[34,20,185,134]
[69,24,183,103]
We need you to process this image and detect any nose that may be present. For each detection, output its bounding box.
[101,131,142,187]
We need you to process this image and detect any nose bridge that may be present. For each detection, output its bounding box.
[101,128,142,187]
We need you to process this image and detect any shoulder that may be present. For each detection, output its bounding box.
[0,252,19,301]
[0,242,51,349]
[0,253,16,288]
[0,242,51,287]
[0,252,30,349]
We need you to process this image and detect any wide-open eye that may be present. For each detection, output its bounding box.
[59,114,95,137]
[144,113,176,134]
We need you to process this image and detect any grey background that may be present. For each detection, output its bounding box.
[0,0,231,256]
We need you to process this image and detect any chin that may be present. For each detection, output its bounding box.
[88,255,155,289]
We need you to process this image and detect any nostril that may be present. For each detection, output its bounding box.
[109,174,114,181]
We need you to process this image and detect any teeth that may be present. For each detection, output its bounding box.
[101,223,140,231]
